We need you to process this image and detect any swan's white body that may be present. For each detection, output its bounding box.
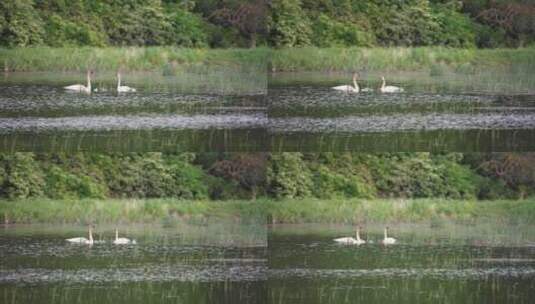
[380,76,404,93]
[334,228,366,245]
[117,73,136,93]
[113,229,136,245]
[332,74,359,93]
[64,71,92,93]
[66,227,94,245]
[381,227,397,244]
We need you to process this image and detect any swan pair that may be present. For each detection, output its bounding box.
[64,70,136,93]
[333,227,397,245]
[332,74,404,93]
[65,227,136,245]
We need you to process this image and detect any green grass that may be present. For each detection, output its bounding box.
[0,47,269,72]
[2,47,534,73]
[0,198,265,224]
[270,47,535,72]
[1,198,534,225]
[266,198,535,224]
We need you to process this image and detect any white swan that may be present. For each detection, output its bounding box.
[66,226,94,245]
[64,70,92,94]
[113,229,136,245]
[334,227,366,245]
[117,72,136,93]
[380,76,404,93]
[381,227,397,245]
[332,73,360,93]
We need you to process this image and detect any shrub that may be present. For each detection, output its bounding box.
[0,0,44,46]
[267,153,313,198]
[311,14,375,47]
[169,9,209,47]
[44,165,106,199]
[0,153,45,199]
[44,14,107,47]
[268,0,312,47]
[311,165,376,199]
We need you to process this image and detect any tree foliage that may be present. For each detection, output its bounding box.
[0,0,533,48]
[0,153,533,200]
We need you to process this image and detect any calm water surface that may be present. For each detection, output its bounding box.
[1,70,535,151]
[0,222,267,304]
[268,223,535,304]
[0,71,267,152]
[267,71,535,151]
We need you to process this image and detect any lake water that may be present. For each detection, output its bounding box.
[3,222,535,303]
[268,223,535,304]
[2,70,535,152]
[0,222,267,304]
[267,71,535,151]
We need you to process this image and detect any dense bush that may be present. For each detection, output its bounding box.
[265,153,528,200]
[2,0,532,48]
[0,0,44,47]
[0,153,45,198]
[310,14,375,47]
[267,153,313,198]
[267,0,312,47]
[0,153,532,201]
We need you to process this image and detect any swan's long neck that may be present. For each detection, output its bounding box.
[384,228,388,239]
[115,229,119,241]
[356,229,361,241]
[87,72,91,91]
[89,228,93,243]
[117,73,121,89]
[353,78,359,91]
[381,78,386,90]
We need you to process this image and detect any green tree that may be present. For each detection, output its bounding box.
[268,0,312,47]
[0,0,44,46]
[0,153,45,199]
[267,153,313,198]
[169,8,209,47]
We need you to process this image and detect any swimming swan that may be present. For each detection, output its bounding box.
[380,76,404,93]
[381,227,397,245]
[334,227,366,245]
[117,72,136,93]
[64,70,92,93]
[113,229,136,245]
[66,226,94,245]
[332,73,360,93]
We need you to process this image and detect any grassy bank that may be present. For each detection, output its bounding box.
[0,47,269,72]
[2,47,534,73]
[0,198,265,224]
[1,198,534,225]
[266,198,535,224]
[270,47,535,72]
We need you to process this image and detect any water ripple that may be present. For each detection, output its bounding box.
[268,267,535,280]
[268,113,535,133]
[0,264,267,284]
[0,113,267,133]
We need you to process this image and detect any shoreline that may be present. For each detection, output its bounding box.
[1,198,533,225]
[1,47,533,72]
